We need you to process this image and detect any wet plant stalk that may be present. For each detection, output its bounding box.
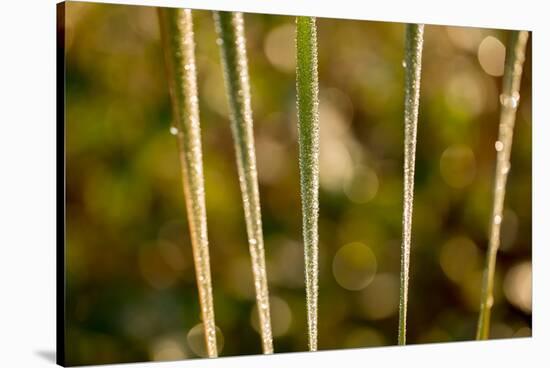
[158,8,218,358]
[477,30,529,340]
[296,16,320,352]
[398,23,424,346]
[213,11,274,354]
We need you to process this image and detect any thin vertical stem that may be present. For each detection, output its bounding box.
[213,11,274,354]
[296,16,320,352]
[398,23,424,346]
[158,8,218,358]
[477,30,529,340]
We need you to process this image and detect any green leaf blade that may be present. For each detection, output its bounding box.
[296,16,320,352]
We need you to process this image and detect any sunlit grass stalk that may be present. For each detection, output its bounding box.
[476,30,529,341]
[398,23,424,346]
[158,8,218,358]
[213,11,274,354]
[296,16,320,352]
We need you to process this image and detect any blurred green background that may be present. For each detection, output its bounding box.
[63,1,532,365]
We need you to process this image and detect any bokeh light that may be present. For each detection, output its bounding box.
[477,36,506,76]
[332,242,377,291]
[186,324,224,358]
[264,23,296,73]
[500,209,519,252]
[439,236,481,283]
[343,166,379,204]
[358,273,399,320]
[514,326,532,337]
[446,26,484,52]
[139,243,180,290]
[445,68,487,117]
[343,327,386,348]
[503,261,532,314]
[150,336,187,361]
[319,97,355,192]
[490,322,515,339]
[251,296,292,337]
[439,144,477,189]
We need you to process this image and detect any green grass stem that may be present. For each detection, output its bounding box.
[296,16,320,352]
[398,23,424,346]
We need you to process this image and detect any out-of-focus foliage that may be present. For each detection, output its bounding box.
[63,2,532,366]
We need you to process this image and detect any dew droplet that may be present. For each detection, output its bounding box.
[487,294,494,308]
[170,126,179,136]
[401,60,407,68]
[511,92,520,108]
[499,92,520,109]
[494,215,502,225]
[494,141,504,151]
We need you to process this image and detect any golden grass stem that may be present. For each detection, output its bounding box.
[213,11,274,354]
[158,8,218,357]
[476,30,529,340]
[398,23,424,346]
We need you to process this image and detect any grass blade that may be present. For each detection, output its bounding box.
[296,16,320,352]
[158,8,218,358]
[398,23,424,346]
[213,11,274,354]
[476,30,529,340]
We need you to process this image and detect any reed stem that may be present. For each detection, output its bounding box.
[398,23,424,346]
[476,30,529,340]
[296,16,320,352]
[158,8,218,358]
[213,11,274,354]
